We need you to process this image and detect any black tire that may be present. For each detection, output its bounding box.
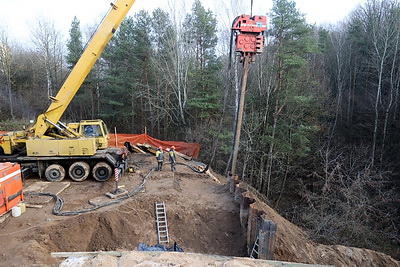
[45,164,66,182]
[0,147,4,155]
[92,162,112,182]
[68,161,90,182]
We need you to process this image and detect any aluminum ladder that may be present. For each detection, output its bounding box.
[155,202,169,244]
[250,235,259,259]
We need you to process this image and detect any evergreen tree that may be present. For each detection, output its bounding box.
[242,0,322,198]
[100,11,154,133]
[269,0,320,157]
[184,0,222,136]
[66,16,83,69]
[65,16,96,120]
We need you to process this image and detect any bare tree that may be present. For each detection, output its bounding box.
[152,4,193,128]
[0,28,14,119]
[327,28,350,144]
[354,0,400,166]
[31,18,65,99]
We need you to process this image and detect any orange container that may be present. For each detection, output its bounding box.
[0,163,24,216]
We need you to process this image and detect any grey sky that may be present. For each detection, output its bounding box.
[0,0,366,44]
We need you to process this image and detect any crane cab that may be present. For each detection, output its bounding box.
[68,119,109,150]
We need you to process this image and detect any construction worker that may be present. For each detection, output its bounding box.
[156,146,164,171]
[84,125,94,136]
[169,146,176,171]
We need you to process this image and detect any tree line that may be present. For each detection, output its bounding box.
[0,0,398,259]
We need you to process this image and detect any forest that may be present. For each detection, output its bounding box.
[0,0,399,259]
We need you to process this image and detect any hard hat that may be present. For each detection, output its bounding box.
[171,146,175,149]
[159,146,162,149]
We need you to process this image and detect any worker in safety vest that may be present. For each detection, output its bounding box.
[156,146,164,171]
[169,146,176,171]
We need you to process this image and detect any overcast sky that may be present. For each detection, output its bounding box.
[0,0,366,44]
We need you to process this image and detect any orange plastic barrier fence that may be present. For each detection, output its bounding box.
[110,133,200,159]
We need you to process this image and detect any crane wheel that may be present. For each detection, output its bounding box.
[45,164,66,182]
[92,162,112,182]
[69,161,90,182]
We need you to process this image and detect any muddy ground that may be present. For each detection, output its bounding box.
[0,153,398,266]
[0,154,246,266]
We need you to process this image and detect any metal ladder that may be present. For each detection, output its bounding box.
[155,202,169,244]
[250,235,259,259]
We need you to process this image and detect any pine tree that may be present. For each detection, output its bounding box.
[242,0,322,198]
[66,16,83,69]
[65,16,97,120]
[184,0,222,130]
[100,11,154,133]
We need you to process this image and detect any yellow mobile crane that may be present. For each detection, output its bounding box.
[0,0,137,182]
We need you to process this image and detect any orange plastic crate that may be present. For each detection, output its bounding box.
[0,163,24,216]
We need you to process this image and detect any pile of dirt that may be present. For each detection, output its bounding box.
[0,153,397,266]
[0,154,246,266]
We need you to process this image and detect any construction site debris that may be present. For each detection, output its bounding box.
[137,242,184,252]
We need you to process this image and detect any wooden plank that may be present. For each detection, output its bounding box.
[142,143,157,155]
[174,150,192,161]
[51,251,123,258]
[25,204,43,209]
[205,170,221,184]
[131,144,147,154]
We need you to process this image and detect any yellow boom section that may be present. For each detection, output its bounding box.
[33,0,136,138]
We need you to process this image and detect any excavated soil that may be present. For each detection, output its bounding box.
[0,154,246,266]
[0,153,398,266]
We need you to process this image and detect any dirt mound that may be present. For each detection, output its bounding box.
[0,154,246,266]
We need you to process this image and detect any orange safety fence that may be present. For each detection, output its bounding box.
[110,133,200,159]
[0,131,201,159]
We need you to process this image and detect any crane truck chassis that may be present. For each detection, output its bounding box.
[0,119,128,182]
[0,146,128,182]
[0,0,137,182]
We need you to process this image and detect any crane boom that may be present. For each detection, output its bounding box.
[33,0,136,138]
[0,0,137,182]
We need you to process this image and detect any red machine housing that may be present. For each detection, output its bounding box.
[0,163,23,216]
[231,15,267,57]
